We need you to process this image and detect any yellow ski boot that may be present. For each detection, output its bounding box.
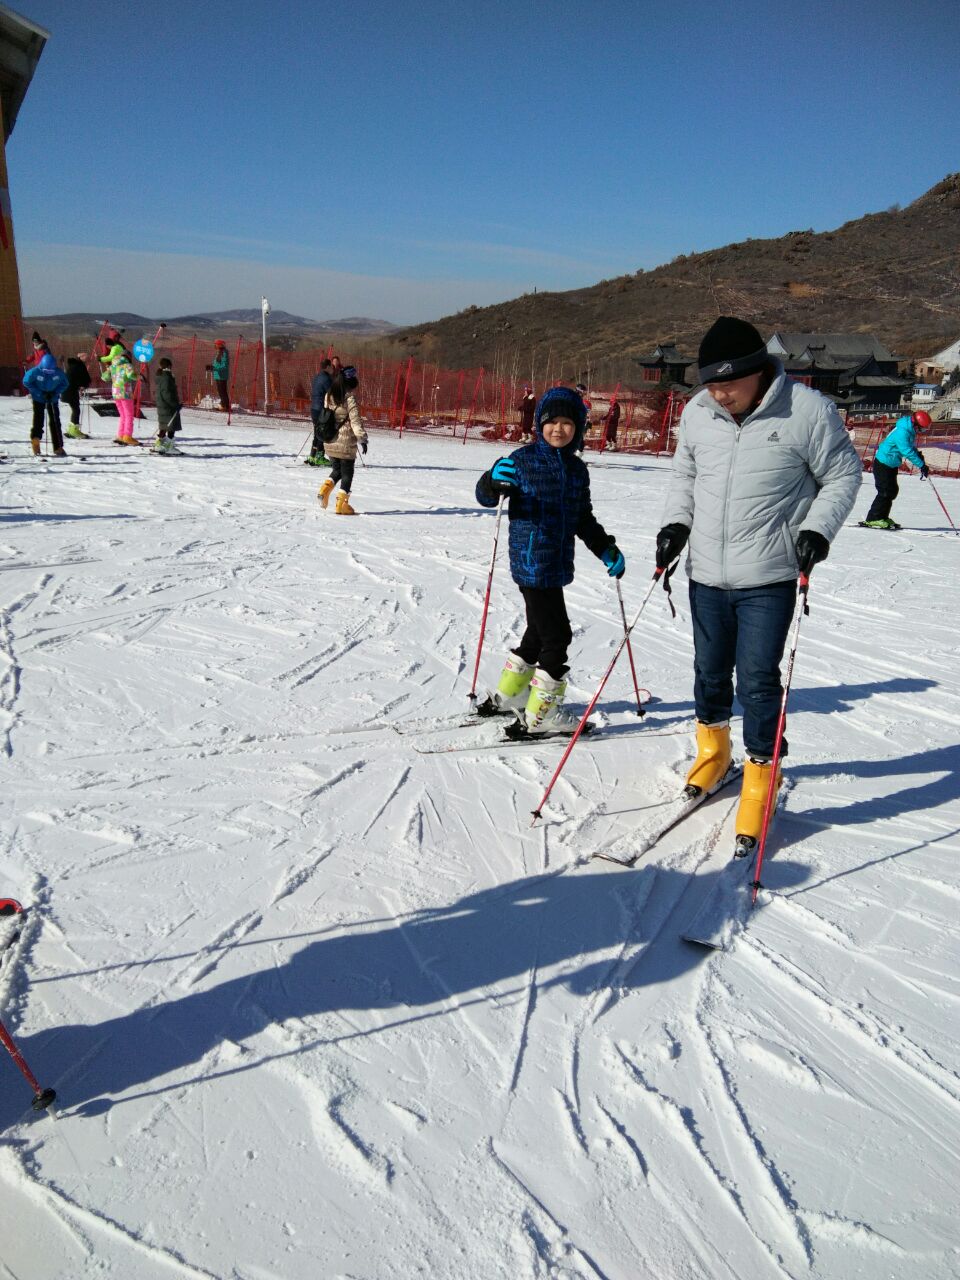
[335,490,357,515]
[734,758,782,856]
[684,722,732,798]
[318,477,335,507]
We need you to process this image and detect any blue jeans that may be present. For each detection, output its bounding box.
[689,579,797,759]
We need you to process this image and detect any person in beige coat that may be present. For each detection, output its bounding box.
[318,367,368,514]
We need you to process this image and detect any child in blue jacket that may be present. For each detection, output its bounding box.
[23,353,69,457]
[475,385,626,735]
[862,410,931,529]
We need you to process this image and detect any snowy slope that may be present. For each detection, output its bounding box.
[1,397,958,1280]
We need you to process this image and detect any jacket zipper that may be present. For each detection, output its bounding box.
[722,417,742,588]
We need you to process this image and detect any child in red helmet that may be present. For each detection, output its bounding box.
[861,410,931,530]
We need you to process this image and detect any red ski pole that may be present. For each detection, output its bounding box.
[468,494,506,702]
[750,573,810,906]
[616,578,646,716]
[925,475,959,535]
[531,568,666,823]
[0,1018,56,1111]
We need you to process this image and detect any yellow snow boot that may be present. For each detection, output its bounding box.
[318,477,335,508]
[684,722,732,797]
[735,758,782,853]
[335,490,356,515]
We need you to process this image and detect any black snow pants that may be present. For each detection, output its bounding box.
[513,586,572,680]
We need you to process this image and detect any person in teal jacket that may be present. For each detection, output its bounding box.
[212,340,230,410]
[862,410,931,529]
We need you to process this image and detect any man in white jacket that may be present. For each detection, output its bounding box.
[656,317,862,848]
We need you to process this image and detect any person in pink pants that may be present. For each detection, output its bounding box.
[110,352,140,444]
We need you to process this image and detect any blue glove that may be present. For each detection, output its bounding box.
[490,456,518,492]
[602,544,625,578]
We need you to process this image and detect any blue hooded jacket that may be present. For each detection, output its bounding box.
[23,354,69,404]
[875,415,925,470]
[476,386,615,589]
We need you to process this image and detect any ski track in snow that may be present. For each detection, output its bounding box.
[1,410,959,1278]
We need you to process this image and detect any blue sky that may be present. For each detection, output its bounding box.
[9,0,960,324]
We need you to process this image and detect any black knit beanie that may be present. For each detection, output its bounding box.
[697,316,769,383]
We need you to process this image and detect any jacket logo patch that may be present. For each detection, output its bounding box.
[767,431,780,442]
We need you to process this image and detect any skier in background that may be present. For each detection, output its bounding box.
[307,358,334,466]
[63,354,92,438]
[108,350,140,445]
[29,331,50,365]
[475,385,626,736]
[317,366,367,515]
[861,409,931,530]
[212,340,230,411]
[656,316,861,848]
[517,385,536,443]
[23,353,68,457]
[154,358,183,454]
[603,398,621,451]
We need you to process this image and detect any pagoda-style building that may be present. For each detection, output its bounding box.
[0,4,48,392]
[633,343,693,387]
[766,332,911,412]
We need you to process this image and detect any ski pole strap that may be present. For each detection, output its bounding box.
[659,562,679,618]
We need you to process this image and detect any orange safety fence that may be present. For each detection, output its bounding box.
[14,319,960,476]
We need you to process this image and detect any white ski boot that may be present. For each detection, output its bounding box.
[518,668,579,736]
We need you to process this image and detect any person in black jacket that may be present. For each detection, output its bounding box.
[306,358,333,465]
[154,358,183,454]
[63,354,92,438]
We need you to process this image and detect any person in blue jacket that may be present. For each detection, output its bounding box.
[23,353,69,458]
[306,357,333,466]
[862,410,931,529]
[475,385,626,735]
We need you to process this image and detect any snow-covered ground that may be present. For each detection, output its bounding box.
[1,396,959,1280]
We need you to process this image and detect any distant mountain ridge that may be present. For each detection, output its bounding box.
[25,310,399,337]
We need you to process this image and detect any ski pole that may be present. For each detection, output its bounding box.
[293,430,312,461]
[616,578,646,716]
[750,573,810,906]
[925,475,959,535]
[531,568,666,823]
[0,1018,56,1111]
[468,494,506,702]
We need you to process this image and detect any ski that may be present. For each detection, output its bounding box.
[329,707,516,738]
[680,780,793,949]
[591,764,742,867]
[150,447,186,456]
[413,722,598,754]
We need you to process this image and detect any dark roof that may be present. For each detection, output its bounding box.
[0,5,49,143]
[838,356,911,389]
[767,331,900,365]
[634,343,693,367]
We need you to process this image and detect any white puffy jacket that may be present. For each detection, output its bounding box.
[662,363,862,588]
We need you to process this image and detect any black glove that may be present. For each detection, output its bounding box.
[655,523,689,569]
[360,439,368,455]
[920,464,929,479]
[795,529,829,575]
